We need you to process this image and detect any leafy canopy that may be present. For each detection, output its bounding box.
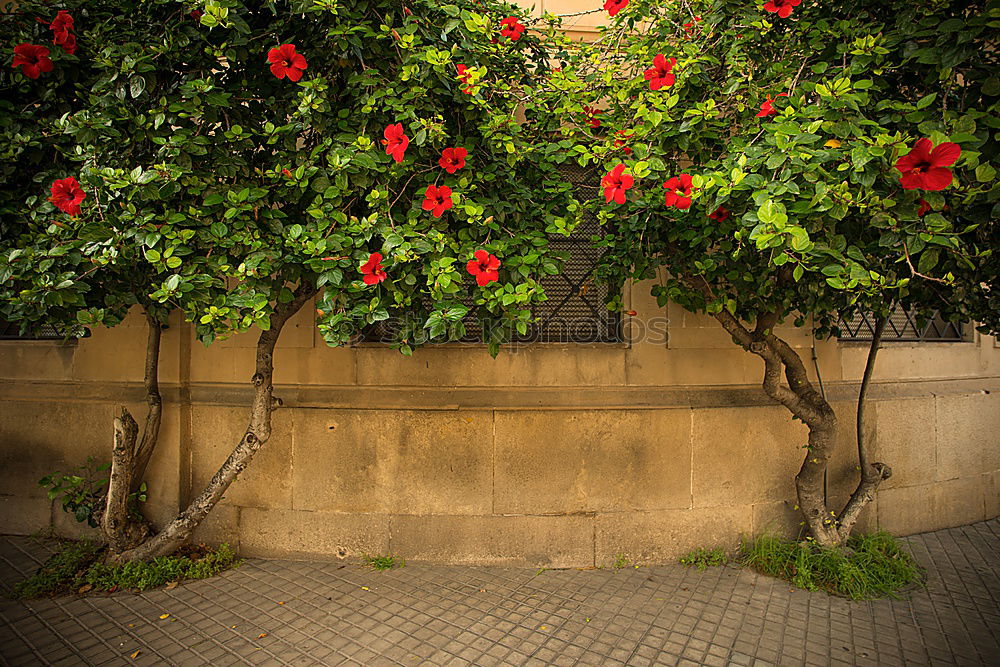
[533,0,998,334]
[1,0,579,355]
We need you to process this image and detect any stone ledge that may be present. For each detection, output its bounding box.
[1,376,996,410]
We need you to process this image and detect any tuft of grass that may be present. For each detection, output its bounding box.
[679,547,728,571]
[9,541,241,599]
[10,540,103,599]
[363,554,403,571]
[739,532,922,600]
[611,553,632,569]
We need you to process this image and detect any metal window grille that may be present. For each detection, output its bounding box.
[838,305,967,342]
[0,321,75,340]
[363,164,621,344]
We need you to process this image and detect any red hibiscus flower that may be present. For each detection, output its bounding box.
[663,174,695,209]
[12,44,54,79]
[456,64,473,94]
[360,252,387,285]
[50,11,76,55]
[49,177,86,216]
[602,164,634,205]
[499,16,526,41]
[57,33,77,55]
[644,54,676,91]
[466,250,501,286]
[267,44,308,82]
[895,138,961,191]
[583,105,603,129]
[756,93,788,118]
[708,206,730,222]
[422,185,453,217]
[614,130,633,155]
[917,199,931,217]
[382,123,409,163]
[439,147,468,174]
[763,0,802,19]
[604,0,628,17]
[683,16,702,35]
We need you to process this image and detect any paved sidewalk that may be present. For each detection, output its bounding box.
[1,520,998,666]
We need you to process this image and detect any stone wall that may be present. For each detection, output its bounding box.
[1,284,998,565]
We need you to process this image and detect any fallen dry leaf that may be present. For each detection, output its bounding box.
[78,584,93,594]
[361,586,369,591]
[165,582,179,590]
[277,601,285,605]
[130,650,141,659]
[257,633,268,639]
[158,613,170,620]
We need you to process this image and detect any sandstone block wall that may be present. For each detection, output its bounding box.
[1,290,997,566]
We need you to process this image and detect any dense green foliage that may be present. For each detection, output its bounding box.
[740,532,922,599]
[679,546,728,570]
[1,0,578,354]
[536,0,998,334]
[9,540,240,599]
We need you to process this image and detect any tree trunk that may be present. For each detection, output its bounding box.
[100,313,162,553]
[836,314,893,536]
[709,307,891,547]
[106,287,316,564]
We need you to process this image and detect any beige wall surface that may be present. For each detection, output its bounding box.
[1,282,997,566]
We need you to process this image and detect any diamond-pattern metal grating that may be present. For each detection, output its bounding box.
[365,164,621,345]
[0,321,68,340]
[838,305,966,342]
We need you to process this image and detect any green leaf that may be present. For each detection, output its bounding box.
[975,163,996,183]
[130,76,146,99]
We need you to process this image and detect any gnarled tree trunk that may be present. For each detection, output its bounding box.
[106,285,316,564]
[711,307,892,547]
[100,312,162,552]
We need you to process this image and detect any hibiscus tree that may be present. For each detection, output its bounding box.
[0,0,572,563]
[531,0,998,547]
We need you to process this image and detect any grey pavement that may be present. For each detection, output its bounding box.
[1,519,998,666]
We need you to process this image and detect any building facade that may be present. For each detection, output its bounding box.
[0,1,997,565]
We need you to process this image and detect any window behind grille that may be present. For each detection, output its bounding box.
[837,305,968,342]
[362,163,622,345]
[0,321,83,341]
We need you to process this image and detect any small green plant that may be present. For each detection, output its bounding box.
[679,547,728,571]
[611,553,632,570]
[9,541,241,599]
[739,532,923,600]
[39,459,149,528]
[363,554,402,571]
[9,540,103,599]
[39,458,111,527]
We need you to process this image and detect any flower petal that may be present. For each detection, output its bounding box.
[919,167,954,191]
[929,142,961,168]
